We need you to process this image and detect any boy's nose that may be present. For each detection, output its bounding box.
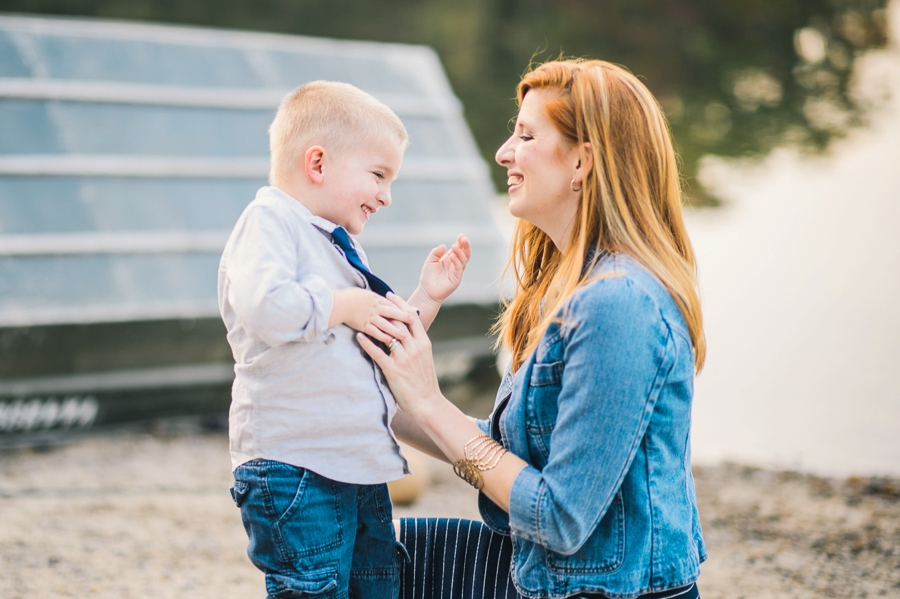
[377,190,391,207]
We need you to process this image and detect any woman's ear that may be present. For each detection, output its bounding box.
[577,142,593,180]
[304,145,326,184]
[570,142,593,190]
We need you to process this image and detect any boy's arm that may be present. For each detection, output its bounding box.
[406,288,442,330]
[227,206,412,346]
[226,206,333,347]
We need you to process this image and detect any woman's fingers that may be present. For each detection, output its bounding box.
[382,294,427,345]
[377,297,413,324]
[405,306,429,341]
[357,332,392,369]
[370,317,409,342]
[385,292,419,319]
[364,322,393,345]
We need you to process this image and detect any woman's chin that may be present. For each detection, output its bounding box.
[507,197,525,219]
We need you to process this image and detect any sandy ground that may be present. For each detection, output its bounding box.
[0,428,898,599]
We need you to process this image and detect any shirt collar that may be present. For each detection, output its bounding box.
[266,186,340,234]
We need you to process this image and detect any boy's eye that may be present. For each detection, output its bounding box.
[373,171,385,179]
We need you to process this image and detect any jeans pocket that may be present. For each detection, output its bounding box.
[370,483,393,523]
[268,467,345,563]
[395,540,410,564]
[230,480,250,508]
[266,572,338,598]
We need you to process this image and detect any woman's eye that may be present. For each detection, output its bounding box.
[519,135,533,141]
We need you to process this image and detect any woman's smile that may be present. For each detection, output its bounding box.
[506,172,524,191]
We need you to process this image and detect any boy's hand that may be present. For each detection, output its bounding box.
[417,234,471,305]
[330,288,413,345]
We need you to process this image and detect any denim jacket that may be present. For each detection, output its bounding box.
[478,253,707,599]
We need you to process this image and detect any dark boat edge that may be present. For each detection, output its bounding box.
[0,303,501,448]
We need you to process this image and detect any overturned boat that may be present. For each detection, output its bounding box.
[0,15,506,446]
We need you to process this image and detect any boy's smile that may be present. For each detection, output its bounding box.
[320,139,404,236]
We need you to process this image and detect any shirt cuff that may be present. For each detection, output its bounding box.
[507,464,544,545]
[300,274,336,342]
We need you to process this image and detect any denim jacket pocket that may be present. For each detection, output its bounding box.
[530,360,564,386]
[546,489,626,574]
[534,324,564,363]
[525,360,564,468]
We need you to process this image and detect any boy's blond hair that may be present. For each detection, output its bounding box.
[268,81,409,184]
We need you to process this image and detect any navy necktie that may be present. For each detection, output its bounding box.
[331,227,393,297]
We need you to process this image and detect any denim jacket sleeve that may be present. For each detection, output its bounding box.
[507,275,675,556]
[223,204,333,347]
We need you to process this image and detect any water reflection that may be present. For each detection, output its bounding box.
[3,0,891,202]
[686,0,900,476]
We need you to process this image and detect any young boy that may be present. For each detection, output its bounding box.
[217,81,470,599]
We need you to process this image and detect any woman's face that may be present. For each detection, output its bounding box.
[495,89,583,249]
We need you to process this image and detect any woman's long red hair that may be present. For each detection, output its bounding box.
[496,59,706,372]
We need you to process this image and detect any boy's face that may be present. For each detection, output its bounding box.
[320,139,403,236]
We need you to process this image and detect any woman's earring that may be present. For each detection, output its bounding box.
[571,179,582,192]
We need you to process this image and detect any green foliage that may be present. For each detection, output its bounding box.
[0,0,889,204]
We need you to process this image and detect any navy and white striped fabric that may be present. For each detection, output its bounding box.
[397,518,700,599]
[398,518,522,599]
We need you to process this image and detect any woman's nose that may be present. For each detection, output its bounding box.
[495,136,514,166]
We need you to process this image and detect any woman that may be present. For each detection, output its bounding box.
[358,59,707,599]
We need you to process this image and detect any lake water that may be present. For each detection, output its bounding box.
[686,0,900,477]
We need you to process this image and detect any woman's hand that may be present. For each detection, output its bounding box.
[356,294,443,417]
[358,293,528,512]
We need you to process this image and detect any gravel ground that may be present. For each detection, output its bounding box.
[0,429,897,599]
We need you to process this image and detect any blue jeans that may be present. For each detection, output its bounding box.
[231,459,401,599]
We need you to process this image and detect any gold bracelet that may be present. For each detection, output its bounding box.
[452,435,508,490]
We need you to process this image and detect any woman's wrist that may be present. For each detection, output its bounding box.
[417,400,482,460]
[405,388,449,427]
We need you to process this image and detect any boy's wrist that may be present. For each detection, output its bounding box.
[328,288,352,329]
[408,287,443,331]
[410,286,443,311]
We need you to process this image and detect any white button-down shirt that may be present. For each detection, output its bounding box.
[218,186,408,484]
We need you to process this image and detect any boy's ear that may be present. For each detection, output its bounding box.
[303,145,326,184]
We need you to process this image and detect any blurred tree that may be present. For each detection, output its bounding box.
[0,0,889,204]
